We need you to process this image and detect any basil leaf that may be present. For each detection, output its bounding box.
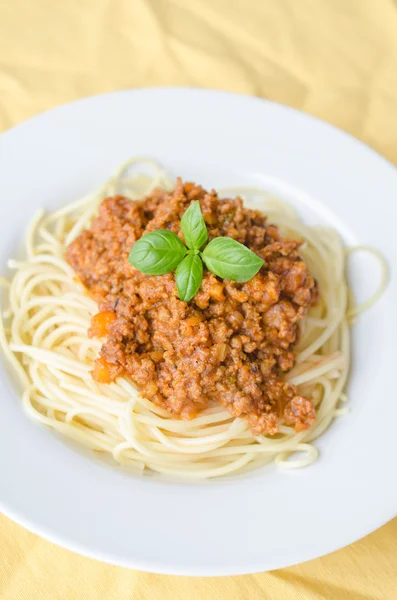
[180,201,208,250]
[175,254,203,302]
[128,230,186,275]
[202,237,264,282]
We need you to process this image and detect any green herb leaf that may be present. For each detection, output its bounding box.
[128,230,187,275]
[202,237,264,282]
[180,201,208,250]
[175,254,203,302]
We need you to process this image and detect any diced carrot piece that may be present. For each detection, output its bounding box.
[92,357,112,384]
[209,282,225,301]
[149,350,164,363]
[185,314,204,326]
[89,311,117,338]
[213,342,228,362]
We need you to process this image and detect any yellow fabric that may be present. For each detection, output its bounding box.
[0,0,396,597]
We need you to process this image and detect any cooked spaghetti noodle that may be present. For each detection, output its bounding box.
[0,159,387,479]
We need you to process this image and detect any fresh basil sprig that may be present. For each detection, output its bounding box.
[202,237,264,283]
[180,200,208,250]
[175,253,203,302]
[128,230,186,275]
[128,200,264,301]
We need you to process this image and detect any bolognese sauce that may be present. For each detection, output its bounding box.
[67,180,317,435]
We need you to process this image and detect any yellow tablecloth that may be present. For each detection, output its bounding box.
[0,0,396,598]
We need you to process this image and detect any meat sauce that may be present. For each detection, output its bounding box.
[67,180,317,435]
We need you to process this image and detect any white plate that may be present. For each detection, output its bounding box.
[0,89,396,576]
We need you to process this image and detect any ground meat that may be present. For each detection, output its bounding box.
[67,179,317,435]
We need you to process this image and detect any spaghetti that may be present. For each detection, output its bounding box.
[0,159,386,479]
